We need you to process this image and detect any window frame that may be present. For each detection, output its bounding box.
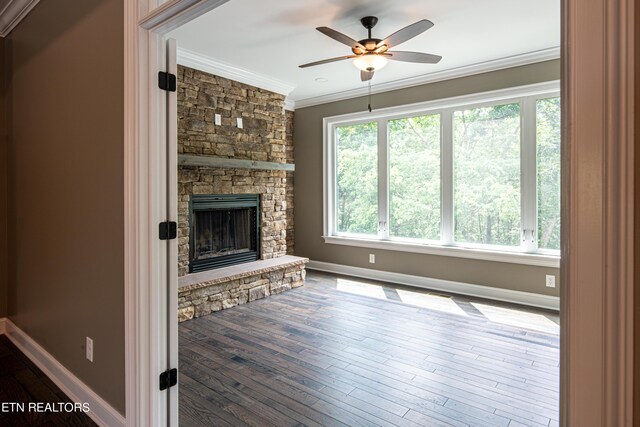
[323,81,561,268]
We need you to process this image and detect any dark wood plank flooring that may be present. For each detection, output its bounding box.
[179,271,559,427]
[0,335,96,427]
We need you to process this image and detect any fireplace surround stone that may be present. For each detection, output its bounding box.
[176,65,304,321]
[177,65,294,277]
[178,167,288,276]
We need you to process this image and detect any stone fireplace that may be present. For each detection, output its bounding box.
[178,166,289,277]
[176,65,306,322]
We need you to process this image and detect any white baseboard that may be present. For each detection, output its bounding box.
[3,319,126,427]
[0,317,6,335]
[306,260,560,311]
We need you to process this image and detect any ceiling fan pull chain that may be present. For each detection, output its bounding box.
[368,79,372,112]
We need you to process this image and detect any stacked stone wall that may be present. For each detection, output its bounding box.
[177,66,295,276]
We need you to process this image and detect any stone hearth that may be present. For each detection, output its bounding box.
[178,255,308,322]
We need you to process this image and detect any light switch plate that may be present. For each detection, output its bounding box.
[236,117,243,128]
[214,114,221,126]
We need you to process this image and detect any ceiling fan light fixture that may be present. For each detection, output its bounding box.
[352,54,388,72]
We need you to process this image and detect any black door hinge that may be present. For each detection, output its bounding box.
[159,368,178,391]
[159,221,177,240]
[158,71,177,92]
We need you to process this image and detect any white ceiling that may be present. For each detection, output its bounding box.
[168,0,560,105]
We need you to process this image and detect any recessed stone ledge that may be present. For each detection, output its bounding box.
[179,255,308,292]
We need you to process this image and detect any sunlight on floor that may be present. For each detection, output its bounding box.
[336,278,468,317]
[471,302,560,335]
[396,289,468,317]
[336,278,387,299]
[334,278,559,334]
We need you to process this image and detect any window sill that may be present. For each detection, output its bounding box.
[322,235,560,268]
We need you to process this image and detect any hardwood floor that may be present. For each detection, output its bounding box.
[179,270,560,427]
[0,336,96,427]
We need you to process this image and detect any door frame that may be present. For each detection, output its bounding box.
[560,0,636,424]
[124,1,231,426]
[123,0,637,425]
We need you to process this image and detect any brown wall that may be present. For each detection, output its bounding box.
[294,60,561,297]
[3,0,125,414]
[0,36,7,317]
[635,0,640,420]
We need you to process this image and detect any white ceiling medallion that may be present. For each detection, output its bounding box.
[0,0,40,37]
[177,47,297,98]
[295,47,560,109]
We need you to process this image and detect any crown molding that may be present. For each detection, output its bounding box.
[284,98,295,111]
[176,46,558,110]
[177,47,296,97]
[294,47,561,109]
[0,0,39,37]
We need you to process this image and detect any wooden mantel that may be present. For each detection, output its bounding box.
[178,154,295,172]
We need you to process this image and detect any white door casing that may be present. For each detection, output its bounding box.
[164,37,179,427]
[125,1,231,426]
[124,0,637,426]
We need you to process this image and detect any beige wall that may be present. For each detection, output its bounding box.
[0,36,7,317]
[4,0,125,414]
[294,60,561,297]
[635,0,640,419]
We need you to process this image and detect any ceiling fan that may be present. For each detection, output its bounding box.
[299,16,442,82]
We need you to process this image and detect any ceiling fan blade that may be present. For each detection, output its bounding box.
[299,55,356,68]
[360,69,374,82]
[388,51,442,64]
[377,19,434,49]
[317,27,365,50]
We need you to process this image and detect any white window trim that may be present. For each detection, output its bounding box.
[322,81,561,268]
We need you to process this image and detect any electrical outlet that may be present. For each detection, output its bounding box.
[214,114,221,126]
[545,275,556,288]
[86,337,93,362]
[236,117,243,128]
[369,254,375,264]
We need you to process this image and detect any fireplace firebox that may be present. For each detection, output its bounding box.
[189,194,260,273]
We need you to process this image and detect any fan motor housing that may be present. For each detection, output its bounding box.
[358,38,382,46]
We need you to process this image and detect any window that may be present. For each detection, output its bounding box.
[453,103,521,247]
[335,122,378,236]
[324,82,561,267]
[536,97,561,251]
[389,115,441,241]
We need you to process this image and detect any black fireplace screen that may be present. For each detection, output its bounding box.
[189,194,259,272]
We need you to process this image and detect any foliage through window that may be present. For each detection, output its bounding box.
[536,97,561,250]
[336,122,378,235]
[389,115,441,241]
[453,103,521,247]
[326,85,561,259]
